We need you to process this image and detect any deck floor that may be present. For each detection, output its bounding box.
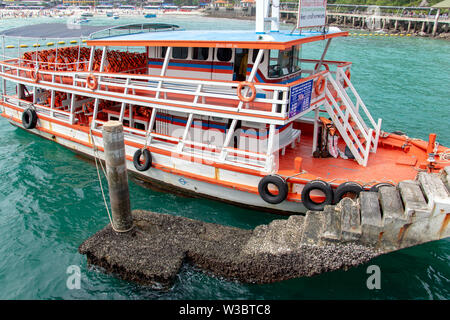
[277,126,422,186]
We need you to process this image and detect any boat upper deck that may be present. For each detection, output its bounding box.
[87,28,348,49]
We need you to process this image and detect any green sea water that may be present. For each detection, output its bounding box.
[0,15,449,300]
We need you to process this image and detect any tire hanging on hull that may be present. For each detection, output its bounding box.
[301,180,334,211]
[22,108,38,129]
[133,149,152,171]
[258,175,288,205]
[333,181,363,204]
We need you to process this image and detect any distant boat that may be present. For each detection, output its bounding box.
[81,12,93,18]
[113,13,120,19]
[106,12,113,17]
[74,18,89,24]
[144,14,157,18]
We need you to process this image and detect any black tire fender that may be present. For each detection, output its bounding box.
[333,181,363,204]
[22,108,38,130]
[369,182,395,193]
[133,148,152,171]
[258,175,288,205]
[301,180,334,211]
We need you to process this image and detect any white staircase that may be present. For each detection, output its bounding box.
[323,69,382,167]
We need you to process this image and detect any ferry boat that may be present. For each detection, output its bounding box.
[0,1,448,214]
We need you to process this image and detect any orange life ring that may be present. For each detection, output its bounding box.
[343,69,351,88]
[314,63,329,73]
[31,70,39,83]
[87,73,98,90]
[237,81,256,103]
[314,75,325,96]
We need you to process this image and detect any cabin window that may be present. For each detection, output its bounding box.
[252,49,264,63]
[134,122,146,130]
[217,48,232,62]
[192,47,209,60]
[172,47,188,59]
[268,45,301,78]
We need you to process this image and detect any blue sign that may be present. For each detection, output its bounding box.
[288,79,313,118]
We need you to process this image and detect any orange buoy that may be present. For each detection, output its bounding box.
[237,81,256,103]
[86,73,98,90]
[314,75,326,96]
[314,63,329,73]
[31,69,39,83]
[343,69,351,88]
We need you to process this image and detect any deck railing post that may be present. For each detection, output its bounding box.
[102,121,133,232]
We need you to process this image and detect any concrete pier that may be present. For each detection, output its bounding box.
[79,166,450,288]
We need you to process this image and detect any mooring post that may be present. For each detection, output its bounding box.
[102,121,133,232]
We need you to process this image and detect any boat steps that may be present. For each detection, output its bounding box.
[316,168,450,252]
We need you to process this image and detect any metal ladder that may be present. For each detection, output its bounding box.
[323,70,382,167]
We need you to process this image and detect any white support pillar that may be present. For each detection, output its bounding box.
[315,39,332,73]
[177,113,194,152]
[90,98,100,130]
[87,45,95,72]
[99,46,107,72]
[312,107,319,154]
[144,107,157,147]
[237,48,264,111]
[220,119,238,161]
[69,93,76,124]
[256,0,265,34]
[155,46,171,99]
[50,89,55,117]
[265,124,276,172]
[119,78,131,123]
[271,0,280,32]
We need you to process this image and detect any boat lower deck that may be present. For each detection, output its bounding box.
[278,121,434,187]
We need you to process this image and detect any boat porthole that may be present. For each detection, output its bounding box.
[258,175,288,205]
[133,149,152,171]
[21,108,38,130]
[369,182,395,193]
[301,180,333,211]
[333,181,363,204]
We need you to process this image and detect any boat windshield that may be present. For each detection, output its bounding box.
[268,45,301,78]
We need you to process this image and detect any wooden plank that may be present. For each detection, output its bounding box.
[418,172,450,204]
[321,205,341,242]
[379,186,405,221]
[378,186,408,252]
[301,211,325,245]
[338,197,361,241]
[360,192,382,227]
[398,180,430,220]
[360,192,382,246]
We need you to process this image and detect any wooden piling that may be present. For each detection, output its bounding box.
[102,120,133,232]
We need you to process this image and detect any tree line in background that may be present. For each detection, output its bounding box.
[321,0,441,6]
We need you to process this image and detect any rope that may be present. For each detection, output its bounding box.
[89,126,132,233]
[438,149,450,162]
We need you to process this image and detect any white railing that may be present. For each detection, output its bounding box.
[91,118,268,171]
[335,67,382,152]
[0,58,291,124]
